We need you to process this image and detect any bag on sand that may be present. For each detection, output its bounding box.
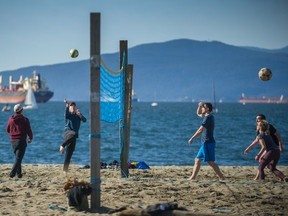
[67,185,91,211]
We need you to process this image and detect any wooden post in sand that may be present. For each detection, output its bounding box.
[120,41,133,177]
[90,12,101,210]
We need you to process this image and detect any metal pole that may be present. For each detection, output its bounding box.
[90,12,101,210]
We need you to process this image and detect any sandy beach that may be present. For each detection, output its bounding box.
[0,164,287,215]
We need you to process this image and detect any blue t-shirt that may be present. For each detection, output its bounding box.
[201,114,215,144]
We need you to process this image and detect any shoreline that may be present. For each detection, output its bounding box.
[1,164,287,215]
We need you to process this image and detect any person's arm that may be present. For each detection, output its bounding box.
[188,125,204,144]
[255,139,266,161]
[244,137,259,154]
[274,131,284,152]
[25,118,33,143]
[64,99,70,118]
[65,106,70,118]
[76,109,86,122]
[6,118,11,134]
[196,102,203,117]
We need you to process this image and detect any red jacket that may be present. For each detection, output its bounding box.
[6,114,33,142]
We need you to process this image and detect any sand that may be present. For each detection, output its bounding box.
[0,164,287,216]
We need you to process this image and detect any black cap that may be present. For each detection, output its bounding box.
[70,102,76,106]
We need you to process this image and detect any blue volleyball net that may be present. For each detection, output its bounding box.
[100,59,124,123]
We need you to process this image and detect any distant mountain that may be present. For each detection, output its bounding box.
[1,39,287,102]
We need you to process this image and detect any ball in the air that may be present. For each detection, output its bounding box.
[69,48,79,58]
[258,67,272,81]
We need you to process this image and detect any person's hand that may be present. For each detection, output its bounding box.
[27,138,32,144]
[76,109,83,118]
[59,146,65,154]
[244,148,249,154]
[188,137,194,144]
[64,99,69,107]
[255,154,260,161]
[198,102,203,107]
[279,144,284,152]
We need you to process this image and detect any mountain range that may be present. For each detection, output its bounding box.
[1,39,288,102]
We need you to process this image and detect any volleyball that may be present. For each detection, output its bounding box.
[258,67,272,81]
[69,48,79,58]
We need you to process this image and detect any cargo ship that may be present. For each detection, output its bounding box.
[0,71,54,104]
[239,93,288,104]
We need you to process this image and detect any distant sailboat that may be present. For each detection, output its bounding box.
[212,81,218,113]
[151,91,158,107]
[23,84,38,110]
[132,89,139,102]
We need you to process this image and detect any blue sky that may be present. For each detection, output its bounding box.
[0,0,287,71]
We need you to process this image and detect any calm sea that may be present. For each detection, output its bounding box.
[0,102,287,166]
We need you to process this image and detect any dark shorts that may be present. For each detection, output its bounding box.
[64,130,76,141]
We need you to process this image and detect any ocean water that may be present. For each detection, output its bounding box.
[0,102,287,166]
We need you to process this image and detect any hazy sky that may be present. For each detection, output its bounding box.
[0,0,287,71]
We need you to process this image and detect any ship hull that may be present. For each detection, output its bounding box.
[0,91,53,104]
[0,91,26,104]
[34,91,54,103]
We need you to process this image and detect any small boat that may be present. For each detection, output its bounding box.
[151,91,158,106]
[1,104,11,112]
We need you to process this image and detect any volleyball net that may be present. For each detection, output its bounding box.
[100,59,125,123]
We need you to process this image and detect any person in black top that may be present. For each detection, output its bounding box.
[244,120,286,181]
[256,114,284,152]
[59,100,86,172]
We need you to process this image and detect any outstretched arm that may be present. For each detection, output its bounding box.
[244,137,259,154]
[188,125,204,144]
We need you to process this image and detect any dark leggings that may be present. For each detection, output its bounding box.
[62,132,77,172]
[10,141,27,176]
[258,149,285,180]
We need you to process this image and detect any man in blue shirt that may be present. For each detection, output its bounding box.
[59,100,86,172]
[188,102,224,180]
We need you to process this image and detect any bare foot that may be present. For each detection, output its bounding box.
[59,146,65,154]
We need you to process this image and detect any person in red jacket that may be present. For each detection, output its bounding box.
[6,104,33,178]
